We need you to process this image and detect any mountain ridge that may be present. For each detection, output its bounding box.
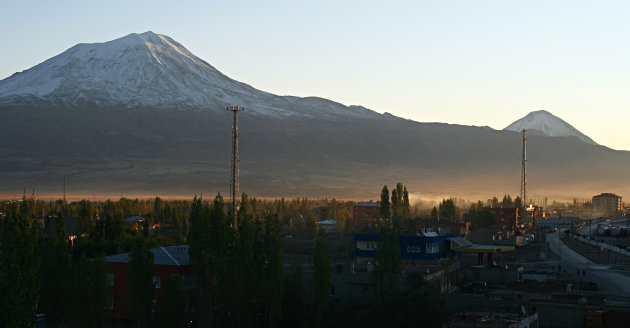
[1,32,628,200]
[0,31,381,119]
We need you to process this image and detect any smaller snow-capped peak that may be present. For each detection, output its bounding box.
[504,110,597,145]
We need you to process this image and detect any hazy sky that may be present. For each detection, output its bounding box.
[2,1,629,150]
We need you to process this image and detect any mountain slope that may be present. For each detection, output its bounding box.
[0,31,379,119]
[504,110,597,145]
[1,32,629,200]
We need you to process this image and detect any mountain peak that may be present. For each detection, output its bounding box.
[0,32,380,119]
[504,110,597,145]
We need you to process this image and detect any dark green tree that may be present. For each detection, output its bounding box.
[380,185,390,220]
[281,263,306,328]
[263,214,284,327]
[313,231,331,326]
[39,222,71,326]
[430,206,439,221]
[156,275,188,328]
[187,196,214,326]
[69,253,107,327]
[491,196,499,207]
[128,237,156,328]
[78,199,95,235]
[371,229,402,299]
[0,216,41,328]
[402,186,411,221]
[502,195,514,208]
[438,198,459,221]
[514,196,523,210]
[390,273,448,327]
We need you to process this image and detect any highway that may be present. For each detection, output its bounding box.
[546,231,630,297]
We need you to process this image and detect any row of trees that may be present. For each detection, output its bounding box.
[187,193,285,327]
[0,197,178,327]
[488,194,524,209]
[379,183,411,229]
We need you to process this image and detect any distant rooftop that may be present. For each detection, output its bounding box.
[105,244,190,266]
[594,193,621,198]
[355,201,379,207]
[124,216,144,224]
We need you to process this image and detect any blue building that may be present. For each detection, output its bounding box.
[353,233,460,293]
[354,233,455,261]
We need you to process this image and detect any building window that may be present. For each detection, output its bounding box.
[107,273,114,286]
[183,274,198,289]
[105,296,114,310]
[153,276,161,289]
[426,242,440,254]
[152,300,158,313]
[406,245,421,253]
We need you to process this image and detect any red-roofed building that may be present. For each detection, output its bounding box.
[104,245,196,323]
[486,207,519,229]
[353,201,380,228]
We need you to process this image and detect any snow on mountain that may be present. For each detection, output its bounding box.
[504,110,597,145]
[0,31,380,119]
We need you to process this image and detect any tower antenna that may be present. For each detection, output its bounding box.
[521,129,527,208]
[227,105,244,228]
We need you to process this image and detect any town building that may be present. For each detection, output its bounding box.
[104,244,196,322]
[446,311,539,328]
[592,193,623,217]
[316,219,337,232]
[538,219,571,230]
[352,201,380,228]
[354,233,460,293]
[486,207,519,229]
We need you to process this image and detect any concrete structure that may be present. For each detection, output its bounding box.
[538,219,571,230]
[104,245,196,322]
[486,207,519,229]
[316,219,337,232]
[354,233,454,261]
[352,201,380,228]
[593,193,622,216]
[447,311,538,328]
[353,234,460,293]
[449,236,515,266]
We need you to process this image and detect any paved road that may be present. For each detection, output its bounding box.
[546,231,630,297]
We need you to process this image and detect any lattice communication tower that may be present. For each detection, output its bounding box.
[227,106,244,227]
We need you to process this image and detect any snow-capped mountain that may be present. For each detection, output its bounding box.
[503,110,597,145]
[0,31,379,119]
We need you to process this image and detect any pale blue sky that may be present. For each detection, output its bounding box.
[2,1,629,150]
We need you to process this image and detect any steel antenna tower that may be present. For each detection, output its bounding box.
[521,129,527,207]
[227,105,244,228]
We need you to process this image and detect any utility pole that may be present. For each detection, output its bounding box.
[227,106,244,228]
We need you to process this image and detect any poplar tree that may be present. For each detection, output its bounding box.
[313,231,331,326]
[156,276,188,328]
[371,229,402,301]
[402,186,411,221]
[128,237,155,328]
[380,185,390,220]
